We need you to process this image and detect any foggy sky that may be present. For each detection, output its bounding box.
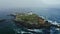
[0,0,60,8]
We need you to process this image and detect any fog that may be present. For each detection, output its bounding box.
[0,0,60,8]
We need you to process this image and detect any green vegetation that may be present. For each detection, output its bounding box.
[15,13,39,24]
[14,13,60,29]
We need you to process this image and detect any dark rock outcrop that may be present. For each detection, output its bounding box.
[0,19,6,22]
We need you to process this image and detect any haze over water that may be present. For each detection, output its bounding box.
[0,0,60,34]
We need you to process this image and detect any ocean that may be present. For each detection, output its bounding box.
[0,8,60,34]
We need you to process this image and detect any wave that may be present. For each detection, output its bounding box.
[40,15,60,25]
[48,20,60,31]
[48,20,60,25]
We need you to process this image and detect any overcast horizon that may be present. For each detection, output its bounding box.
[0,0,60,8]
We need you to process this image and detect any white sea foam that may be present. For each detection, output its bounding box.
[13,29,21,33]
[48,20,60,31]
[39,15,60,31]
[48,20,60,27]
[28,29,43,32]
[39,16,45,19]
[39,15,59,25]
[21,31,31,34]
[56,28,60,30]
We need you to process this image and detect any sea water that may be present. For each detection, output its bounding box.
[0,8,60,34]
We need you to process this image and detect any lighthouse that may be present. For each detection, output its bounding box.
[27,11,33,15]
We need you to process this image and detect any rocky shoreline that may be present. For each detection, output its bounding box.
[10,12,60,29]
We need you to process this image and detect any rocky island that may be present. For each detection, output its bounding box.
[12,12,60,29]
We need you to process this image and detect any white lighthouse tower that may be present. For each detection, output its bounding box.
[28,11,33,15]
